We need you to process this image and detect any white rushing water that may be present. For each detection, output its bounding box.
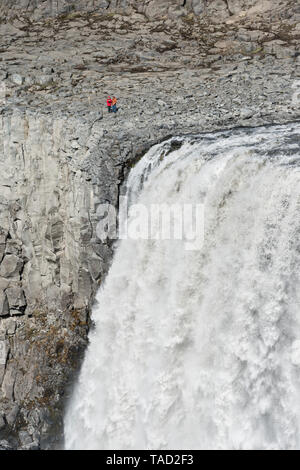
[65,123,300,450]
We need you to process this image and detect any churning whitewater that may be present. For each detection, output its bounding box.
[65,123,300,450]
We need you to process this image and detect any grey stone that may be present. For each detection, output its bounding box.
[0,440,10,450]
[2,368,16,400]
[5,404,19,426]
[0,0,279,21]
[0,0,298,451]
[0,244,5,261]
[157,99,168,107]
[10,309,24,316]
[6,287,26,311]
[19,430,33,446]
[22,441,40,450]
[24,76,35,86]
[10,73,24,86]
[0,255,23,278]
[0,340,9,366]
[6,319,17,335]
[0,415,5,431]
[191,0,205,15]
[0,292,9,317]
[37,75,53,86]
[240,108,254,119]
[263,40,294,59]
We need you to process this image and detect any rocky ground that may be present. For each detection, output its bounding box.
[0,0,300,450]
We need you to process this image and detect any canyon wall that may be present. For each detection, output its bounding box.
[0,0,293,22]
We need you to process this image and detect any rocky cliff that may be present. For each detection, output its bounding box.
[0,0,299,449]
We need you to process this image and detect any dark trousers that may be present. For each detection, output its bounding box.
[107,106,111,113]
[112,104,117,113]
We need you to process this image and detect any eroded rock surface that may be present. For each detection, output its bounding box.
[0,0,299,449]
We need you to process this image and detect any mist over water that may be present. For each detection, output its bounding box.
[65,123,300,450]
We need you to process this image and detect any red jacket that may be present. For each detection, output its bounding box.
[107,97,112,106]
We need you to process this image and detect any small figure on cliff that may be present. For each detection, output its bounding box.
[107,96,112,113]
[112,96,118,113]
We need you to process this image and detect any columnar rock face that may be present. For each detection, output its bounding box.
[0,0,299,450]
[0,0,290,21]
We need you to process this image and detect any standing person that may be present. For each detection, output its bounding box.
[107,96,112,113]
[112,96,117,113]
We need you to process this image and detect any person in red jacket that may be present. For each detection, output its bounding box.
[107,96,112,113]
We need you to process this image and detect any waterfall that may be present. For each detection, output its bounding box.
[64,123,300,450]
